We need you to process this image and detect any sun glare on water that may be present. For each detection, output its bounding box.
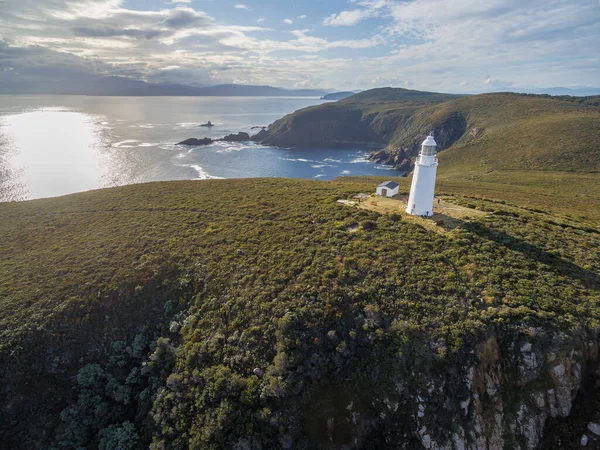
[1,108,108,200]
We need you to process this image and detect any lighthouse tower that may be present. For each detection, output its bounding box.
[406,134,438,217]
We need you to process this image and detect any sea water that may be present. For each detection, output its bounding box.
[0,95,398,201]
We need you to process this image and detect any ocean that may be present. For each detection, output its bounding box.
[0,95,398,201]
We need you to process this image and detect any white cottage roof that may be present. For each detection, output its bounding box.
[378,181,399,189]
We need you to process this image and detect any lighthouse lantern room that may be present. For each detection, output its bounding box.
[406,134,438,217]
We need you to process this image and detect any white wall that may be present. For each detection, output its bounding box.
[376,185,399,197]
[406,163,437,216]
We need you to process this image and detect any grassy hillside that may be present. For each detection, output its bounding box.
[256,88,462,149]
[257,88,600,176]
[430,93,600,173]
[1,178,599,449]
[338,87,462,105]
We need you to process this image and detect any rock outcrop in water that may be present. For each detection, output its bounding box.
[177,132,251,146]
[222,132,250,142]
[177,137,213,146]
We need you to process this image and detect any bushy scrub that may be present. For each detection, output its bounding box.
[0,178,598,449]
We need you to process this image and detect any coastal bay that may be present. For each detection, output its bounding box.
[0,95,397,201]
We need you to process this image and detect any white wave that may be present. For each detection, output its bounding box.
[137,143,158,147]
[139,124,155,129]
[113,139,140,148]
[177,122,202,128]
[350,156,370,163]
[323,157,342,163]
[181,164,224,180]
[375,165,395,170]
[278,157,319,163]
[214,141,245,153]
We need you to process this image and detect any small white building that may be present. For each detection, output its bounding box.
[406,134,438,217]
[376,180,399,197]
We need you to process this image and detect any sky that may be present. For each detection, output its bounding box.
[0,0,599,93]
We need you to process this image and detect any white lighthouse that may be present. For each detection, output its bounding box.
[406,134,438,217]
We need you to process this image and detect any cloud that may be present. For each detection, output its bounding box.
[324,10,372,26]
[256,18,264,23]
[298,15,307,19]
[72,26,163,40]
[234,4,251,11]
[323,0,389,26]
[0,0,598,92]
[293,74,324,88]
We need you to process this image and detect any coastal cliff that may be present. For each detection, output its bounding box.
[255,88,460,152]
[254,89,600,174]
[399,331,598,450]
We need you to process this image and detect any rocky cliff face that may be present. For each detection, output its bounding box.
[321,329,598,450]
[369,147,414,174]
[256,106,386,149]
[367,112,467,173]
[407,332,596,450]
[253,100,469,174]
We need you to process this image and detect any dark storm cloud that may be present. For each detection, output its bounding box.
[0,39,145,85]
[161,8,212,29]
[67,7,214,41]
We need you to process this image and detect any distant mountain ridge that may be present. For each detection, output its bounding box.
[0,75,329,97]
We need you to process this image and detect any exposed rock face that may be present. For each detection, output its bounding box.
[222,132,250,142]
[289,329,599,450]
[402,332,597,450]
[369,147,413,174]
[177,137,213,146]
[367,112,467,173]
[251,128,269,142]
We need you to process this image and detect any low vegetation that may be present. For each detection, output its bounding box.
[1,177,598,449]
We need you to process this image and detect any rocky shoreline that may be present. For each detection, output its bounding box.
[177,132,251,146]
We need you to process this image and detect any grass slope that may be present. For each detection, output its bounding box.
[1,178,599,449]
[431,93,600,173]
